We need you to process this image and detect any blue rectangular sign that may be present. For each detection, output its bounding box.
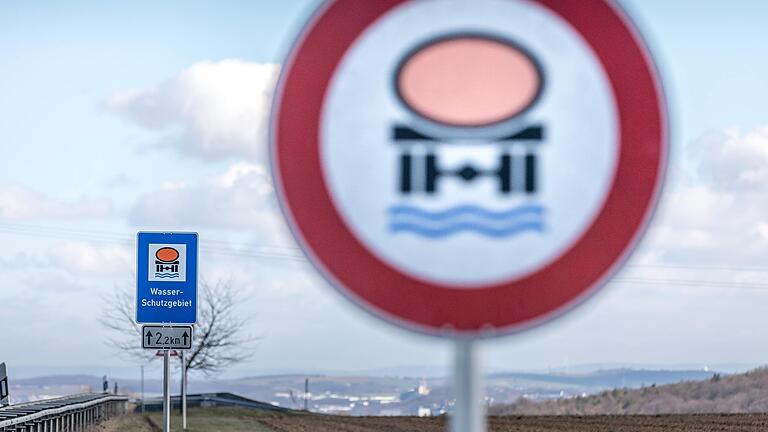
[136,232,198,324]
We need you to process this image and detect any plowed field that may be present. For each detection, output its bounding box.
[115,408,768,431]
[257,412,768,432]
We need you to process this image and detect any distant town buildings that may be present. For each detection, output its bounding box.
[418,378,430,396]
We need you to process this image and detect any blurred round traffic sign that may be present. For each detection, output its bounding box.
[271,0,668,337]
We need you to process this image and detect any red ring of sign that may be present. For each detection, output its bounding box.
[271,0,667,336]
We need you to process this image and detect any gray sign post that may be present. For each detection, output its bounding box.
[141,325,193,432]
[181,351,188,431]
[162,350,171,432]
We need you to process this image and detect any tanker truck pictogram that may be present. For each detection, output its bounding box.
[392,34,545,196]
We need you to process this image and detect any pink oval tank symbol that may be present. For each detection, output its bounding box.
[396,35,543,127]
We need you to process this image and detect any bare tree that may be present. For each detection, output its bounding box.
[101,278,256,376]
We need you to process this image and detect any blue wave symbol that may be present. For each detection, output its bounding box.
[391,221,544,238]
[389,204,545,238]
[389,204,544,220]
[154,273,180,278]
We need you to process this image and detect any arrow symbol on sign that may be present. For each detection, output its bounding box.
[182,331,189,345]
[145,330,153,345]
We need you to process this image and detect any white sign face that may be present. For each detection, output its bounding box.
[148,243,187,282]
[321,0,617,287]
[142,325,193,350]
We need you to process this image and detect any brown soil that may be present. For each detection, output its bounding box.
[100,408,768,431]
[256,413,768,432]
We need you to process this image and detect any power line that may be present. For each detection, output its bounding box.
[614,278,768,290]
[627,264,768,273]
[0,222,303,251]
[0,222,307,262]
[2,222,768,283]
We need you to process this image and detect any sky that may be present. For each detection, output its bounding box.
[2,0,768,380]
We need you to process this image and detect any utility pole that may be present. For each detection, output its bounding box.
[141,365,145,414]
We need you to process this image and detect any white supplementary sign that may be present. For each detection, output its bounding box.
[142,325,193,350]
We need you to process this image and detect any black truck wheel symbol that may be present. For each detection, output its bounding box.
[399,150,536,194]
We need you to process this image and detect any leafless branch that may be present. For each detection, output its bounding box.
[100,277,257,376]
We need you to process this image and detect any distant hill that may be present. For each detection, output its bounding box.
[490,367,768,415]
[10,368,742,415]
[488,369,716,390]
[13,375,103,387]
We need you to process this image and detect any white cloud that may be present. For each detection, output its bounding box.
[0,252,48,271]
[637,127,768,265]
[47,242,132,275]
[127,162,286,241]
[689,127,768,191]
[0,184,112,220]
[105,173,134,188]
[104,60,280,161]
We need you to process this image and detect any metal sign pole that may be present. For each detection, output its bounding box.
[141,365,145,414]
[450,340,485,432]
[163,350,171,432]
[182,350,188,431]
